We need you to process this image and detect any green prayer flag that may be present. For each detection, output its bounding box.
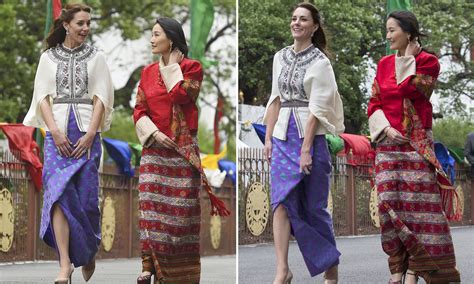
[386,0,412,55]
[190,0,217,68]
[325,134,344,155]
[44,0,53,38]
[128,142,143,167]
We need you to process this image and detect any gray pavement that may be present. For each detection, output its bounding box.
[239,226,474,283]
[0,255,235,284]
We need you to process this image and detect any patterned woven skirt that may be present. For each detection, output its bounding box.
[270,114,340,277]
[375,137,460,283]
[139,140,201,283]
[40,111,101,267]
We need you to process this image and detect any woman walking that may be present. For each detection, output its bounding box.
[263,3,344,284]
[133,17,229,284]
[368,10,461,284]
[23,3,114,283]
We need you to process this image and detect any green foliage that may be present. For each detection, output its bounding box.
[0,1,236,162]
[413,1,473,116]
[239,0,472,133]
[433,117,474,149]
[0,1,44,122]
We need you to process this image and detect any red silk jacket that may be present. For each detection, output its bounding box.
[133,58,203,137]
[367,51,440,136]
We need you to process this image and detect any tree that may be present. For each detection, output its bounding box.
[413,0,473,117]
[239,0,472,134]
[0,0,236,161]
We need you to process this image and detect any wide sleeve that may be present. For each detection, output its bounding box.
[307,58,345,135]
[133,76,159,147]
[160,60,203,104]
[263,53,281,124]
[23,52,56,128]
[367,78,390,142]
[396,53,440,100]
[89,52,114,132]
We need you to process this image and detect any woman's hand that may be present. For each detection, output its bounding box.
[300,150,312,175]
[71,132,95,159]
[153,131,178,149]
[51,129,73,157]
[405,38,421,57]
[385,126,410,144]
[264,139,272,163]
[169,49,184,65]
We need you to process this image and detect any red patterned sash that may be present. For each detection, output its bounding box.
[169,103,230,217]
[403,99,462,221]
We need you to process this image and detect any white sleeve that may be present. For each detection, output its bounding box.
[307,58,345,135]
[23,52,56,128]
[89,52,114,132]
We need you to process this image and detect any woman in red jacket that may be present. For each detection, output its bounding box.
[133,17,228,284]
[368,11,460,284]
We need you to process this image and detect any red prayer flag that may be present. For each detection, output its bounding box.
[0,124,43,191]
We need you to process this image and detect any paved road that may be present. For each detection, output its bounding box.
[239,226,474,283]
[0,255,235,284]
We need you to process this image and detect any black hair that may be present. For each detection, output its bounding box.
[155,17,189,57]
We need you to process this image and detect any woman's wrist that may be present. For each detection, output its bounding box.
[301,148,311,154]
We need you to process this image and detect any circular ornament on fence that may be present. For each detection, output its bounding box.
[245,182,269,236]
[328,190,334,216]
[369,185,380,228]
[101,196,116,252]
[210,215,221,250]
[0,188,14,252]
[456,185,464,217]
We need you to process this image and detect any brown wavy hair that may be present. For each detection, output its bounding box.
[44,3,91,50]
[293,2,331,58]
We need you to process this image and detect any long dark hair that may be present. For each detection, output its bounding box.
[387,10,435,55]
[293,2,330,57]
[44,3,91,50]
[155,17,189,57]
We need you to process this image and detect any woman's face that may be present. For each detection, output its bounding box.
[386,17,410,51]
[150,23,171,55]
[63,11,91,47]
[290,7,318,42]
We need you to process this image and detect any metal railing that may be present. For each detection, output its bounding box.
[238,147,473,244]
[0,148,235,263]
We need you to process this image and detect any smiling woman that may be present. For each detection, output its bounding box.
[132,17,229,284]
[263,2,344,284]
[23,3,114,284]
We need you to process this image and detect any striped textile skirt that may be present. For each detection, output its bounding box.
[138,139,201,283]
[40,111,101,267]
[375,136,460,283]
[270,114,340,277]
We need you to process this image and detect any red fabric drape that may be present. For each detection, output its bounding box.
[339,133,375,166]
[52,0,62,19]
[0,124,43,191]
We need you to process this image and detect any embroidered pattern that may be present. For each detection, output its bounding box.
[182,79,201,102]
[47,43,97,100]
[411,74,435,99]
[278,45,325,101]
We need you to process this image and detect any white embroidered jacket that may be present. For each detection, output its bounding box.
[23,43,114,134]
[263,45,345,140]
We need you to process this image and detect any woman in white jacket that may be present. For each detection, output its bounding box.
[263,3,344,284]
[23,3,113,283]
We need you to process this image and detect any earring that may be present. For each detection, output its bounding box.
[169,42,173,53]
[66,29,69,35]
